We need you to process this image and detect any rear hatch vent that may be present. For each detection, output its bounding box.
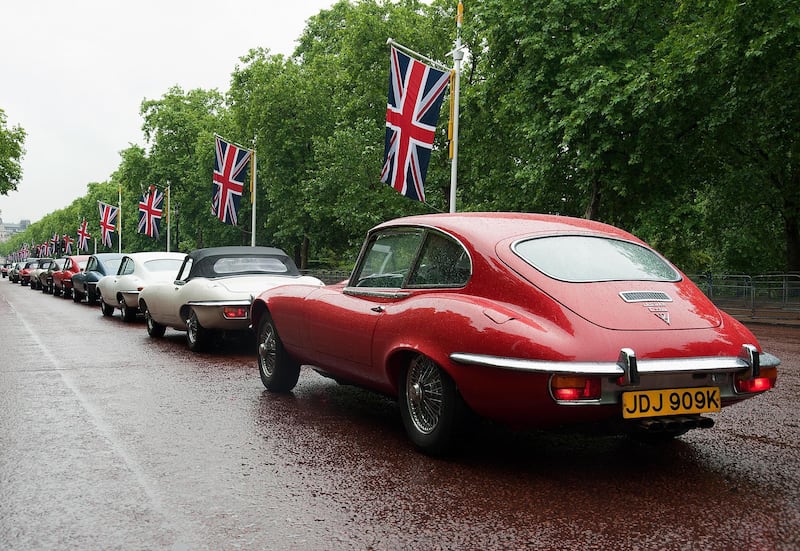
[619,291,672,303]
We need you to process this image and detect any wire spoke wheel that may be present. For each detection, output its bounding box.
[257,313,299,392]
[400,354,466,456]
[258,320,277,379]
[406,356,445,435]
[185,310,209,351]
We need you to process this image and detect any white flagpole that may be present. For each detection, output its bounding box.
[166,182,171,252]
[118,186,122,253]
[449,1,464,213]
[251,138,257,247]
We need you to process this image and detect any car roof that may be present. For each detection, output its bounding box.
[123,251,186,262]
[186,246,288,262]
[185,246,298,279]
[374,212,641,250]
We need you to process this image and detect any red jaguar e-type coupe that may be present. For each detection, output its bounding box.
[251,212,779,455]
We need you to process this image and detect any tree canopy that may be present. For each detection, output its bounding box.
[2,0,797,274]
[0,108,26,196]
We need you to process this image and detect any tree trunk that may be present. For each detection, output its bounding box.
[300,235,309,270]
[584,180,602,220]
[785,213,800,272]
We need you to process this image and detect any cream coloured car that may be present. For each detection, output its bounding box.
[97,251,187,321]
[138,246,323,352]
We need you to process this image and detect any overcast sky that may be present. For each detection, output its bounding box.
[0,0,337,224]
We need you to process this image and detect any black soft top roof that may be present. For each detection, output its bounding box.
[185,246,299,279]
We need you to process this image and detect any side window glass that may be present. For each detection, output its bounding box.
[121,258,134,275]
[177,258,193,281]
[408,233,471,287]
[87,258,96,271]
[353,232,422,288]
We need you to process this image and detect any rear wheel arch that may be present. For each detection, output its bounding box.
[385,347,461,398]
[250,299,268,335]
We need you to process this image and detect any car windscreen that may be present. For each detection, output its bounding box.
[513,235,680,283]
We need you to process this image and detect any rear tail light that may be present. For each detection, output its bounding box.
[735,366,777,393]
[222,306,249,320]
[551,375,602,401]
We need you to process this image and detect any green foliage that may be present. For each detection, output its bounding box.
[0,108,26,195]
[3,0,798,275]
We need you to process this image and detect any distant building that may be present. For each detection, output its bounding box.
[0,211,31,243]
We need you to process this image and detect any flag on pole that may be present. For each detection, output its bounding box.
[98,201,119,248]
[77,218,91,252]
[380,45,450,202]
[138,186,164,238]
[63,234,74,254]
[49,233,59,256]
[212,135,252,226]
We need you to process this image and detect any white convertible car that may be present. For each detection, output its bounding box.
[138,246,323,352]
[97,251,187,321]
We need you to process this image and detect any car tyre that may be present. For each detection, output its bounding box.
[72,289,83,302]
[101,300,115,317]
[87,287,98,305]
[186,310,210,352]
[121,301,137,322]
[399,354,466,456]
[143,303,166,338]
[257,313,300,392]
[52,283,61,297]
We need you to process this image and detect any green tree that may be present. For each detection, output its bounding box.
[645,0,800,272]
[466,0,675,221]
[140,86,237,251]
[0,108,26,195]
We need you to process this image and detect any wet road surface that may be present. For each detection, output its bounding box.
[1,280,798,550]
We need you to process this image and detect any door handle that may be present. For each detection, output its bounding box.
[371,306,385,313]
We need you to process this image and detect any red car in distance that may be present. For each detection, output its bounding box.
[18,259,44,286]
[51,255,90,298]
[251,212,780,455]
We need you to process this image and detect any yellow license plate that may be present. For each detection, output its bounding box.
[622,387,721,419]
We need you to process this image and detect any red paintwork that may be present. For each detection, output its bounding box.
[52,255,89,295]
[251,213,773,427]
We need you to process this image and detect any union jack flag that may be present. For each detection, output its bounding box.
[63,234,74,255]
[77,218,91,252]
[138,186,164,238]
[380,46,450,202]
[49,233,59,256]
[98,201,119,248]
[212,135,252,226]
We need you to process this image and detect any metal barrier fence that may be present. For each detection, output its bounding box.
[689,273,800,322]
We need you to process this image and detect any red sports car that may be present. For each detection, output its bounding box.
[51,255,90,297]
[251,213,780,455]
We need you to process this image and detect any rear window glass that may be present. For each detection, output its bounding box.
[212,256,290,275]
[105,259,123,274]
[513,236,680,283]
[144,259,184,273]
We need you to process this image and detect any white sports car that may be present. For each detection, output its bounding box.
[138,246,323,352]
[97,251,187,321]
